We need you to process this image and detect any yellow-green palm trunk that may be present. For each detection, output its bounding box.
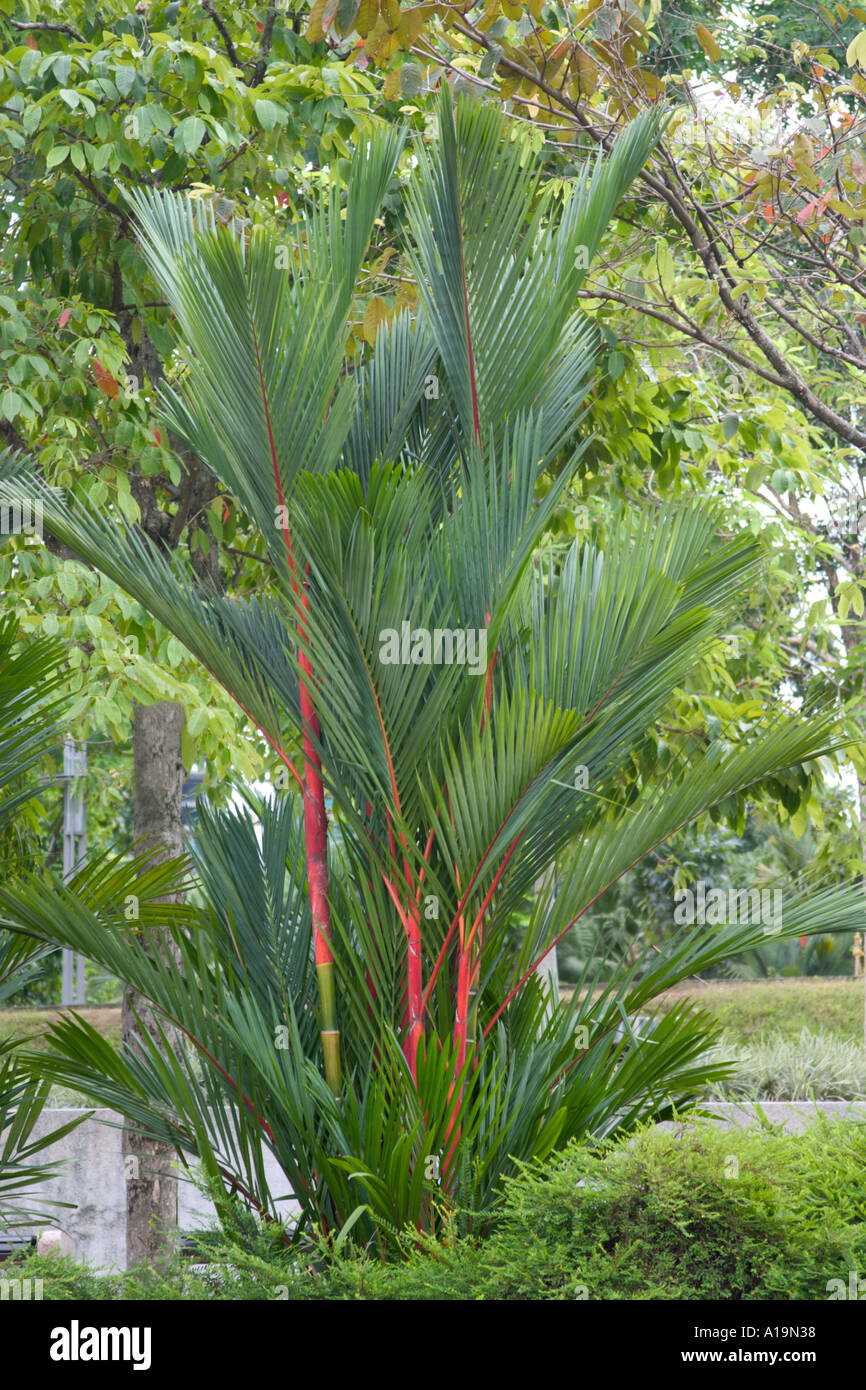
[316,960,341,1092]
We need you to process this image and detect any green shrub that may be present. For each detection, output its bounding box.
[0,1251,121,1300]
[5,1119,865,1300]
[456,1119,866,1300]
[162,1117,866,1301]
[707,1028,866,1100]
[292,1117,866,1300]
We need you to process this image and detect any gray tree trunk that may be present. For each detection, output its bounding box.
[534,867,560,1021]
[838,623,866,1051]
[122,700,186,1269]
[860,772,866,1052]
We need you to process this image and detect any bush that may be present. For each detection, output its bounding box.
[0,1251,122,1300]
[0,1247,301,1302]
[707,1028,866,1100]
[5,1119,864,1300]
[297,1117,866,1300]
[455,1119,866,1300]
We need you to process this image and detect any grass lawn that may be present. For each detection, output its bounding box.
[0,1004,121,1052]
[0,980,862,1064]
[653,976,864,1042]
[559,976,865,1042]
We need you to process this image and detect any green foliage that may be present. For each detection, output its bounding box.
[655,978,865,1043]
[0,613,92,1221]
[452,1119,866,1301]
[558,809,860,982]
[338,0,866,883]
[0,1250,122,1301]
[296,1117,866,1300]
[725,933,856,981]
[0,0,390,806]
[8,1118,865,1300]
[0,610,68,1007]
[646,0,863,92]
[2,85,865,1256]
[708,1028,866,1101]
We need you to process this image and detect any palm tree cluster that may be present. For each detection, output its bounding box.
[1,89,863,1247]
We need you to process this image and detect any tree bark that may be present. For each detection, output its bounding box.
[836,622,866,1051]
[122,700,186,1269]
[534,867,560,1023]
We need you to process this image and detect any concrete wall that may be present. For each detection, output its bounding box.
[4,1109,298,1272]
[669,1100,866,1133]
[4,1101,866,1270]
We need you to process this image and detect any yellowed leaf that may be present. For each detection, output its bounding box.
[476,0,501,29]
[695,23,722,62]
[383,66,402,99]
[545,39,571,81]
[638,70,663,100]
[397,6,426,44]
[366,14,390,56]
[575,0,602,23]
[370,247,396,276]
[356,0,379,35]
[306,0,329,42]
[570,46,597,96]
[363,296,390,344]
[847,30,866,67]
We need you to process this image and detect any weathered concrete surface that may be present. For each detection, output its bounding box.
[2,1109,298,1272]
[669,1100,866,1133]
[4,1102,865,1270]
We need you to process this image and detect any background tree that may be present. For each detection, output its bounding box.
[0,0,393,1258]
[0,0,391,800]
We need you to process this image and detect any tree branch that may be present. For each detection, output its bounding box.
[443,19,866,453]
[9,18,86,43]
[251,3,278,87]
[200,1,244,70]
[577,286,789,390]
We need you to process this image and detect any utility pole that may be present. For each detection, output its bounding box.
[60,738,86,1006]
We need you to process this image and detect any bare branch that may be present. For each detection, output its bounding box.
[200,1,245,70]
[9,18,86,43]
[251,2,279,87]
